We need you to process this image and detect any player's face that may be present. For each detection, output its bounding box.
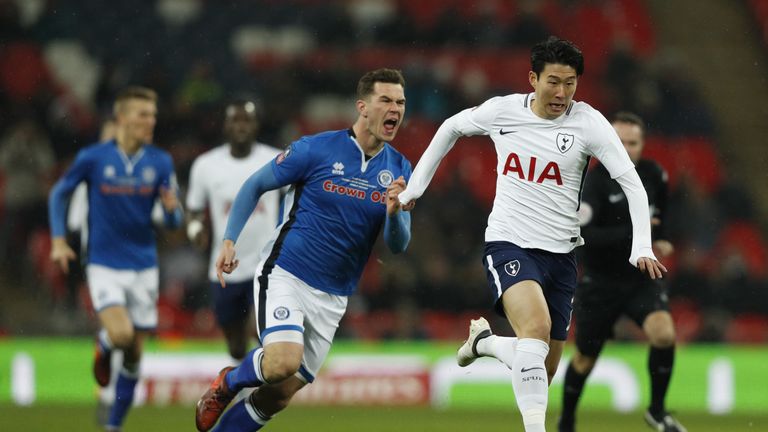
[360,82,405,142]
[118,99,157,144]
[224,105,257,147]
[613,121,644,163]
[529,63,578,120]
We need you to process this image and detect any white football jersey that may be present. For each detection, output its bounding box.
[404,93,634,253]
[187,143,282,282]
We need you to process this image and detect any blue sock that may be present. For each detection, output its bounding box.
[107,369,139,428]
[212,398,269,432]
[225,348,264,393]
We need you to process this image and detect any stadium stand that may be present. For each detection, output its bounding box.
[0,0,766,343]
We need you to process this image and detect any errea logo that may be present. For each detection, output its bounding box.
[332,162,345,175]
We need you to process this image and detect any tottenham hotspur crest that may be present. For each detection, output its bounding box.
[504,260,521,277]
[556,133,575,154]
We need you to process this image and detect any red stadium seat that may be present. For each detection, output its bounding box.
[724,314,768,344]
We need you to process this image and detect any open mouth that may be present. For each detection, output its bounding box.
[383,118,399,134]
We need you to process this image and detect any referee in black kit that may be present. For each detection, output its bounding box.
[558,112,687,432]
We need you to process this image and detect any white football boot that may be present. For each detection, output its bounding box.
[456,317,493,367]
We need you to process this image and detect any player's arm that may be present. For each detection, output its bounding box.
[578,170,632,246]
[48,151,90,273]
[186,210,209,250]
[217,163,283,286]
[384,176,411,254]
[615,168,667,279]
[158,162,183,229]
[185,158,210,249]
[399,99,496,206]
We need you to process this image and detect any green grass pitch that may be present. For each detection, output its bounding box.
[1,405,766,431]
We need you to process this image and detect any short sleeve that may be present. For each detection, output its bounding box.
[186,156,207,211]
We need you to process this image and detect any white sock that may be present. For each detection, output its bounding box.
[476,335,518,369]
[511,338,550,432]
[98,329,114,351]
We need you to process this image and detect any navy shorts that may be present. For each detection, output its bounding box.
[483,241,577,340]
[210,279,254,327]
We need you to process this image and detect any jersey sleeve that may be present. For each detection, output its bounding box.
[48,148,94,237]
[186,156,207,211]
[456,96,504,136]
[270,137,314,185]
[585,113,634,179]
[398,97,499,204]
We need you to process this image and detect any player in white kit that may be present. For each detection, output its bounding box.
[398,37,667,431]
[186,100,282,361]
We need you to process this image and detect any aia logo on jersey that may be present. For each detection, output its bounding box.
[504,260,521,276]
[556,133,575,153]
[377,169,394,187]
[503,152,563,185]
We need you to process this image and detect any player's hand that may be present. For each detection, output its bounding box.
[637,256,667,280]
[386,176,408,216]
[215,239,239,287]
[50,237,76,274]
[159,186,179,212]
[652,240,674,258]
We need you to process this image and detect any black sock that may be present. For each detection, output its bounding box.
[648,345,675,414]
[560,362,590,424]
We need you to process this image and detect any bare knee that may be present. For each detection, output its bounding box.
[644,312,676,348]
[108,328,135,349]
[571,350,597,375]
[261,342,304,383]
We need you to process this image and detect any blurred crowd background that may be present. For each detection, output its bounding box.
[1,0,767,344]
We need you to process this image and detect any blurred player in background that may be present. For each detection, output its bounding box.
[48,86,183,432]
[558,112,685,432]
[186,100,282,363]
[195,68,413,431]
[398,37,666,432]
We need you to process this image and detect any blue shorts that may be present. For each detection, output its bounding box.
[210,279,254,327]
[483,241,577,340]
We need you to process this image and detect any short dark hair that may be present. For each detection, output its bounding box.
[612,111,645,134]
[356,68,405,100]
[530,36,584,77]
[113,86,157,114]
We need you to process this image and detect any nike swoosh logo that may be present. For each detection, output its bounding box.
[499,129,517,135]
[520,366,545,373]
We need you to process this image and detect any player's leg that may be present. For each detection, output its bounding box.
[558,275,616,432]
[105,267,159,431]
[206,265,347,431]
[87,265,134,388]
[213,375,306,431]
[558,347,600,432]
[627,280,686,431]
[211,280,255,362]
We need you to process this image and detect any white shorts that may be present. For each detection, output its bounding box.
[86,264,159,330]
[255,265,347,383]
